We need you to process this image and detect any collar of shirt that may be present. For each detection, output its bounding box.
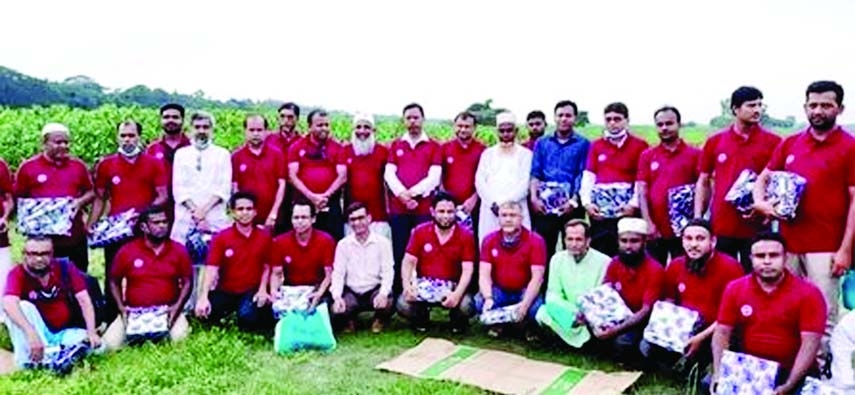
[805,125,844,146]
[749,269,792,295]
[549,132,580,146]
[350,231,381,247]
[606,134,629,148]
[660,139,686,156]
[402,132,430,149]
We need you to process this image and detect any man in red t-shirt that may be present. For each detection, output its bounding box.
[712,232,826,395]
[581,103,649,257]
[265,102,302,235]
[2,237,102,369]
[695,87,781,271]
[384,103,443,294]
[637,107,701,265]
[594,217,664,365]
[343,112,390,239]
[475,201,546,340]
[639,219,743,372]
[269,201,337,311]
[440,111,486,235]
[396,192,476,333]
[288,109,347,241]
[522,111,547,151]
[15,123,95,272]
[146,103,191,226]
[232,114,287,229]
[0,156,13,308]
[103,204,193,349]
[195,192,274,332]
[89,120,168,323]
[753,81,855,356]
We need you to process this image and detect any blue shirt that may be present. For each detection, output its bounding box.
[530,133,590,195]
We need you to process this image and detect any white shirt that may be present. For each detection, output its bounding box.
[474,144,532,246]
[170,144,233,244]
[330,232,395,298]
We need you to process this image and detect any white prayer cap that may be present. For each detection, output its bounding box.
[41,122,70,136]
[617,217,648,236]
[496,112,516,126]
[352,112,375,127]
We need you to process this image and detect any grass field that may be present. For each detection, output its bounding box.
[0,231,685,395]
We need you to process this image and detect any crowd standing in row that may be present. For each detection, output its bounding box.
[0,80,853,394]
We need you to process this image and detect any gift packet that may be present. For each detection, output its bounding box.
[126,305,170,341]
[716,350,778,395]
[799,377,845,395]
[642,300,701,353]
[88,208,139,248]
[272,285,315,319]
[591,182,634,218]
[479,304,520,325]
[765,171,807,220]
[577,284,633,332]
[667,184,695,236]
[414,277,457,304]
[537,181,573,215]
[17,197,76,236]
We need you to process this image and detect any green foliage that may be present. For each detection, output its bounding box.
[709,98,795,129]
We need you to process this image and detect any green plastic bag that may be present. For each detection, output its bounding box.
[274,303,337,354]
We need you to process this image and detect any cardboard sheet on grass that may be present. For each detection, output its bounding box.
[376,338,641,394]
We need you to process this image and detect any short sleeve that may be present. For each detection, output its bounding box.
[405,228,422,258]
[3,267,23,296]
[800,283,828,334]
[387,141,400,165]
[663,262,681,301]
[765,138,788,171]
[479,236,496,264]
[717,281,740,327]
[206,232,226,267]
[529,234,547,266]
[461,231,476,262]
[641,265,664,307]
[109,245,131,280]
[845,142,855,186]
[585,142,599,174]
[602,260,618,285]
[287,141,302,164]
[698,137,717,174]
[176,247,194,280]
[68,265,87,294]
[430,142,442,166]
[636,150,652,183]
[270,237,285,268]
[93,159,110,194]
[322,236,335,268]
[75,160,94,192]
[0,160,12,195]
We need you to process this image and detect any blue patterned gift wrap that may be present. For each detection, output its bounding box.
[591,182,634,218]
[126,305,170,337]
[272,285,315,319]
[185,227,213,266]
[725,169,758,214]
[16,197,76,236]
[27,343,90,375]
[642,301,700,353]
[800,377,845,395]
[717,350,778,395]
[455,207,473,231]
[479,304,519,325]
[537,181,573,215]
[414,277,456,304]
[88,209,139,248]
[667,184,695,236]
[577,284,634,332]
[765,171,807,220]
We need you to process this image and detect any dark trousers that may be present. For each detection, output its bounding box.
[646,237,685,266]
[532,206,585,262]
[102,241,128,323]
[206,290,274,332]
[54,240,89,273]
[590,217,620,258]
[274,188,297,236]
[716,236,752,273]
[336,286,394,322]
[314,194,344,241]
[390,214,432,295]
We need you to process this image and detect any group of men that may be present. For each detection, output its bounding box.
[0,80,853,393]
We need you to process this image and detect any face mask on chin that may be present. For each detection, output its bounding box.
[193,135,211,150]
[119,143,142,158]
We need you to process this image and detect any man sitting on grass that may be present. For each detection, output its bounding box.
[396,192,476,334]
[102,204,194,350]
[1,236,103,372]
[474,201,546,341]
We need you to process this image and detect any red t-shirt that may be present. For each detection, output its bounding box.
[665,252,744,325]
[522,139,537,151]
[698,125,781,238]
[4,261,86,331]
[287,136,345,198]
[603,255,665,312]
[480,229,547,292]
[765,128,855,253]
[441,139,486,204]
[145,135,191,200]
[344,144,389,221]
[637,141,702,238]
[387,138,442,216]
[406,223,476,282]
[15,154,94,246]
[94,153,167,216]
[110,238,193,307]
[0,159,12,248]
[207,225,273,294]
[586,134,649,183]
[717,272,826,369]
[232,144,287,223]
[271,229,336,286]
[264,131,301,156]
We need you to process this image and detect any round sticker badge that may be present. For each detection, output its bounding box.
[491,248,498,258]
[225,248,234,258]
[424,243,433,253]
[299,149,306,157]
[598,154,607,162]
[785,154,795,165]
[396,149,404,157]
[614,282,622,291]
[239,164,247,172]
[677,283,686,293]
[347,158,353,165]
[285,256,292,264]
[447,157,454,164]
[717,153,727,163]
[740,304,753,317]
[155,152,164,160]
[37,174,47,183]
[133,259,144,268]
[650,161,659,171]
[112,175,121,185]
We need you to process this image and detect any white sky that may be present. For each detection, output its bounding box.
[2,0,854,124]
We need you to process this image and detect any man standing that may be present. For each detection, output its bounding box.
[581,102,649,257]
[146,103,190,224]
[343,112,390,239]
[752,80,855,358]
[15,123,95,272]
[232,114,287,229]
[195,192,273,332]
[695,86,781,271]
[385,103,442,294]
[441,111,485,234]
[330,202,395,333]
[530,100,590,260]
[475,112,533,246]
[171,111,233,245]
[266,102,301,235]
[522,110,547,151]
[103,205,193,349]
[89,120,168,322]
[712,233,826,394]
[396,192,476,333]
[637,106,701,264]
[2,237,102,370]
[287,109,347,241]
[475,201,546,340]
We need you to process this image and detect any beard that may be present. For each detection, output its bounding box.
[619,250,645,267]
[352,135,375,156]
[193,135,211,150]
[164,124,182,135]
[434,217,455,230]
[145,232,169,244]
[27,264,51,277]
[810,116,837,131]
[687,252,711,274]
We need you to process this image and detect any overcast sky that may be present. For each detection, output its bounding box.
[2,0,853,124]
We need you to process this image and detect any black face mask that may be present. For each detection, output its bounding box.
[687,252,712,274]
[619,250,645,267]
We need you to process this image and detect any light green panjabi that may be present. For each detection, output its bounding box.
[535,248,610,348]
